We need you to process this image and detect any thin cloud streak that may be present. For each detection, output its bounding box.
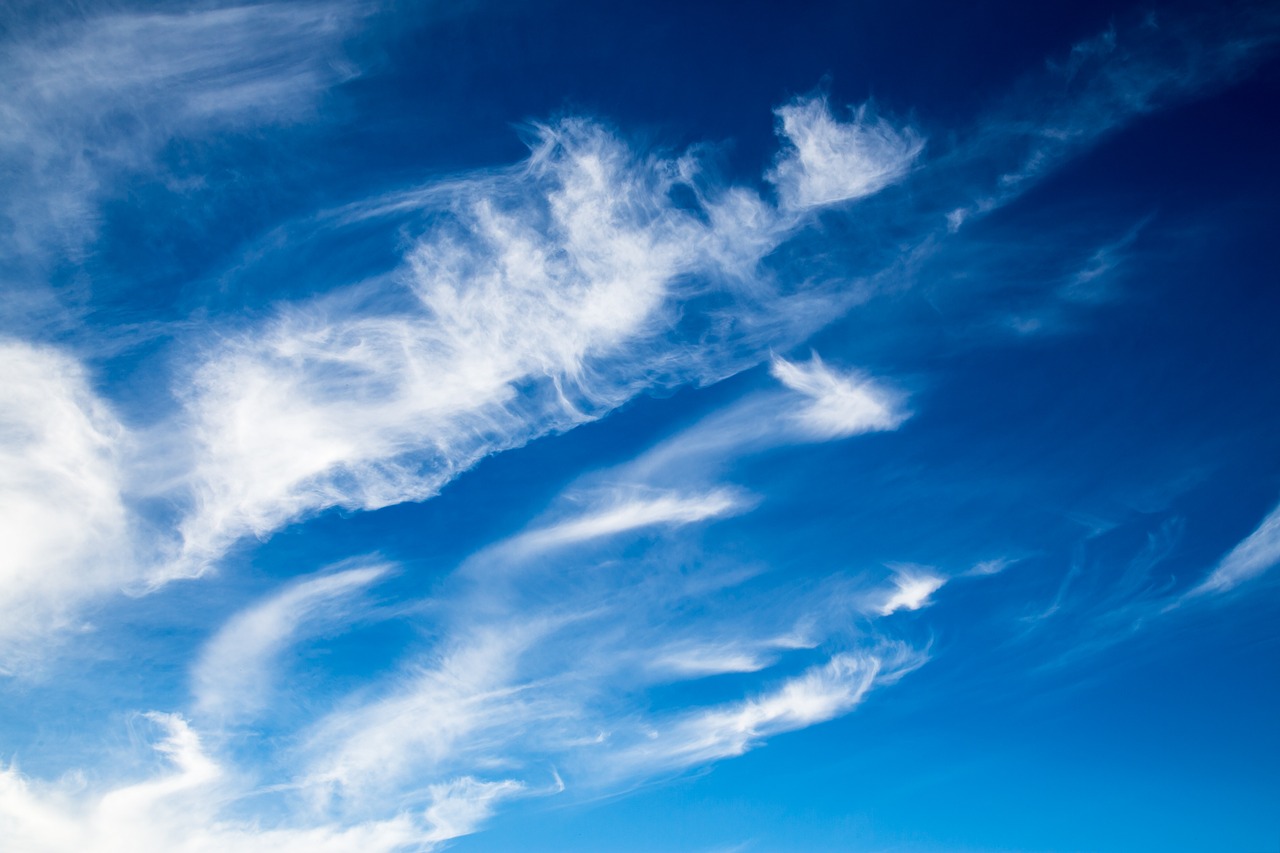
[1188,500,1280,597]
[945,7,1280,231]
[606,353,908,494]
[604,644,926,779]
[506,488,753,556]
[192,561,391,721]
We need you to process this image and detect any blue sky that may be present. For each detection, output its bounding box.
[1,1,1278,851]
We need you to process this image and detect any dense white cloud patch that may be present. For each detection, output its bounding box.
[0,341,131,670]
[769,96,923,210]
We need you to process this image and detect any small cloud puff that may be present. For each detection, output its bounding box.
[877,565,946,616]
[771,353,907,439]
[769,95,923,211]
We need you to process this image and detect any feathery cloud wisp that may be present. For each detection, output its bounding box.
[1188,500,1280,596]
[0,2,357,282]
[170,105,921,578]
[876,566,947,616]
[769,97,923,211]
[192,561,390,720]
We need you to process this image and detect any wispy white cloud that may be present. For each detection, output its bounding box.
[602,354,907,495]
[606,647,924,777]
[287,398,929,814]
[648,634,815,679]
[874,565,947,616]
[0,4,369,664]
[967,558,1015,577]
[3,8,1275,850]
[1059,218,1149,303]
[990,217,1154,336]
[420,776,526,845]
[769,96,923,211]
[98,713,222,816]
[0,82,923,669]
[0,712,513,853]
[302,622,547,801]
[0,1,358,292]
[192,561,390,721]
[168,106,920,578]
[296,605,920,809]
[505,488,753,557]
[771,353,907,439]
[946,8,1280,231]
[1188,500,1280,596]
